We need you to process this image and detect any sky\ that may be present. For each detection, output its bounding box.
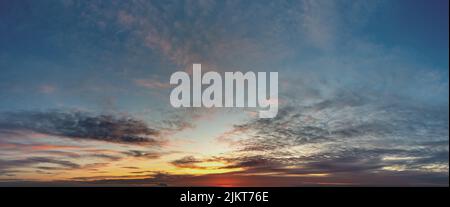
[0,0,448,186]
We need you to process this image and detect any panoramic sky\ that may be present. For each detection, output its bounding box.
[0,0,448,186]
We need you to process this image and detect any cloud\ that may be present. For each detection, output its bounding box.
[212,88,449,182]
[0,111,161,144]
[170,156,206,169]
[0,157,80,171]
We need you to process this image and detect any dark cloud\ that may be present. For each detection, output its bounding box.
[170,156,206,169]
[0,111,161,144]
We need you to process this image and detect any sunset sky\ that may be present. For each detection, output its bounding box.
[0,0,448,186]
